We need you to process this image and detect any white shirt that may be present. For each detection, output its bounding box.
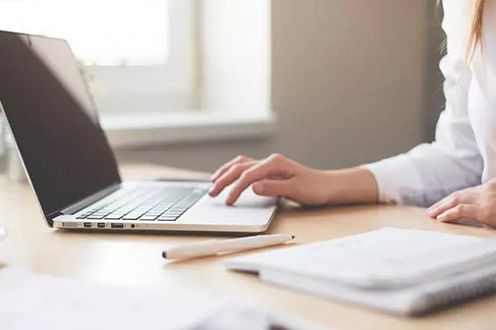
[365,0,496,207]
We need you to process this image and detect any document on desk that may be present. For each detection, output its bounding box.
[0,268,322,330]
[226,227,496,315]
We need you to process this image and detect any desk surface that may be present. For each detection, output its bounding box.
[1,164,495,329]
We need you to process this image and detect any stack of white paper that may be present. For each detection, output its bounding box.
[226,227,496,315]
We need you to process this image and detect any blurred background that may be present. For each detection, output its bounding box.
[0,0,445,173]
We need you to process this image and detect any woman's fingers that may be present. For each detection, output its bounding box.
[436,204,479,223]
[209,153,304,205]
[427,191,471,218]
[210,155,253,182]
[252,179,293,198]
[427,197,457,218]
[208,161,257,197]
[226,154,292,205]
[428,182,496,227]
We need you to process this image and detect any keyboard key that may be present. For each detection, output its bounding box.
[168,210,184,215]
[139,215,159,221]
[157,216,178,221]
[105,214,125,220]
[87,214,105,219]
[167,211,185,215]
[172,206,188,210]
[152,208,169,213]
[163,213,182,218]
[162,211,182,216]
[168,209,187,213]
[145,212,163,216]
[92,212,109,217]
[122,214,141,220]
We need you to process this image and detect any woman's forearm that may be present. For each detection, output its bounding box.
[322,167,379,205]
[210,153,380,206]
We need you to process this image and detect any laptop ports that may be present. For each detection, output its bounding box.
[111,223,124,229]
[83,222,92,228]
[97,223,106,228]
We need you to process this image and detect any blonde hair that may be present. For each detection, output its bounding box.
[468,0,486,57]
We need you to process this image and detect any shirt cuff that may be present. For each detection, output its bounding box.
[362,154,423,205]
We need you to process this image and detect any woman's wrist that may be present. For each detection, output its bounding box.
[321,167,379,205]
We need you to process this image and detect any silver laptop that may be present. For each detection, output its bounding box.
[0,31,277,233]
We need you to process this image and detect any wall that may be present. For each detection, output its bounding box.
[115,0,444,173]
[201,0,270,115]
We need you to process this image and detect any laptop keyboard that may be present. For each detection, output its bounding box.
[75,186,207,222]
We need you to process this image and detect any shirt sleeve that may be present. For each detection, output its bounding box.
[364,1,483,207]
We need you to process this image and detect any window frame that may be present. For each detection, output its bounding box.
[100,0,275,149]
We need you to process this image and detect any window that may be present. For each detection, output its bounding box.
[0,0,196,114]
[0,0,273,147]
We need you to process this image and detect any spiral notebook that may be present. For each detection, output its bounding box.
[226,227,496,316]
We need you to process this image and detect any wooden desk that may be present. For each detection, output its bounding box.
[1,164,495,329]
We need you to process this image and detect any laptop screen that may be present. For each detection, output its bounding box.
[0,31,121,223]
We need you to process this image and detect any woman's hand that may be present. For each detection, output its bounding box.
[427,180,496,227]
[209,154,332,205]
[209,153,379,206]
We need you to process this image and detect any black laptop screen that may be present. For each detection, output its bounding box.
[0,31,121,221]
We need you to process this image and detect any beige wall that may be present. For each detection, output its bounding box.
[115,0,444,173]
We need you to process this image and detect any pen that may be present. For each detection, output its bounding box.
[162,234,295,260]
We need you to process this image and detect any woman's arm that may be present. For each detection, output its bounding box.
[362,1,481,207]
[209,154,378,206]
[211,1,481,208]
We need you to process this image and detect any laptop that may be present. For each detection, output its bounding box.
[0,30,278,233]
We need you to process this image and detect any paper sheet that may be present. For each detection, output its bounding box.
[0,268,225,330]
[0,268,321,330]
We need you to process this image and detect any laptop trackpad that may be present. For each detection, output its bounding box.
[178,187,277,226]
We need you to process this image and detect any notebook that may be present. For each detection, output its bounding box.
[226,227,496,316]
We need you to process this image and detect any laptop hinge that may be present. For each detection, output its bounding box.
[56,183,122,217]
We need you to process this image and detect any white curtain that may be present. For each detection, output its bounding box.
[0,0,170,65]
